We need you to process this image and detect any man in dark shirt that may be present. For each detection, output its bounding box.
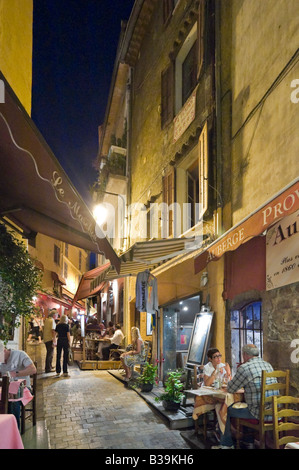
[55,315,71,377]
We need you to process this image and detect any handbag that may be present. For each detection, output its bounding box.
[67,348,74,366]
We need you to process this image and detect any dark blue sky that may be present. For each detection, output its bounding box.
[31,0,134,206]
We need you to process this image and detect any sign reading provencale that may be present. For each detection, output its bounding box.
[266,210,299,290]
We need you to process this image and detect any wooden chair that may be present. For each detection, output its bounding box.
[236,369,289,449]
[272,395,299,449]
[0,376,9,414]
[129,340,151,378]
[20,362,37,435]
[109,336,126,361]
[85,337,98,360]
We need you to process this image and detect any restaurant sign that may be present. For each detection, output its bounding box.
[173,87,197,142]
[195,179,299,274]
[266,210,299,291]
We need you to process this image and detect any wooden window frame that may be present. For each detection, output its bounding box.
[198,122,208,219]
[162,167,175,237]
[161,62,174,129]
[163,0,174,25]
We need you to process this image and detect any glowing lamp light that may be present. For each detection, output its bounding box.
[93,204,108,225]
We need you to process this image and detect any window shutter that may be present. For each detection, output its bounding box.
[163,0,174,24]
[197,0,205,79]
[198,122,208,219]
[162,167,175,237]
[161,63,174,128]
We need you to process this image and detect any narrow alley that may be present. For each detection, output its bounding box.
[23,342,192,451]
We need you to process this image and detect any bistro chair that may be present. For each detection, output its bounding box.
[129,340,151,378]
[236,369,289,449]
[109,336,126,361]
[0,376,9,414]
[272,395,299,449]
[20,361,37,435]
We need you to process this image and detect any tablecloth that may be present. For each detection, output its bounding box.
[0,414,24,449]
[0,380,33,406]
[192,386,244,433]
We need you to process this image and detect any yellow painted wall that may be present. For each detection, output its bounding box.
[0,0,33,115]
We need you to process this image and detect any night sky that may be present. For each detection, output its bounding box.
[31,0,134,206]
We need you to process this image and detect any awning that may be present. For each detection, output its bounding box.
[0,73,120,272]
[74,237,198,301]
[51,271,67,285]
[194,178,299,274]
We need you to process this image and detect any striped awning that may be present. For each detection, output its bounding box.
[74,237,199,301]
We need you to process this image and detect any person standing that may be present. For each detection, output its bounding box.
[55,315,71,378]
[43,309,58,373]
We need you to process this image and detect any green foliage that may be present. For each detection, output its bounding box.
[155,370,185,404]
[136,362,158,385]
[0,223,42,343]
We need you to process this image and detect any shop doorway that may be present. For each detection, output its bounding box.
[162,294,201,381]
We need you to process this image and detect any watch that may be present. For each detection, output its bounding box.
[15,371,19,376]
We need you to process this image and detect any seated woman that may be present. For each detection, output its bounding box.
[203,348,232,387]
[120,327,144,381]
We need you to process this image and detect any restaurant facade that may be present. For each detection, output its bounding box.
[84,0,299,391]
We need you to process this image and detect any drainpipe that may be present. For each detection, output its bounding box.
[215,0,223,236]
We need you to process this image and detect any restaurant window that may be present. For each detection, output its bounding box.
[161,62,174,129]
[54,244,60,266]
[230,301,263,374]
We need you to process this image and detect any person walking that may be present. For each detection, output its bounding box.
[43,309,58,373]
[55,314,71,378]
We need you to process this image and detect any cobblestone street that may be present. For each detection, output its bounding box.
[25,343,192,450]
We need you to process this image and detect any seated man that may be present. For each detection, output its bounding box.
[0,344,36,428]
[102,324,124,360]
[212,344,276,449]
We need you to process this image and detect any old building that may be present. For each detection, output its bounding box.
[86,0,299,389]
[0,0,118,347]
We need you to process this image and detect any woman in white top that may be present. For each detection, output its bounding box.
[203,348,232,387]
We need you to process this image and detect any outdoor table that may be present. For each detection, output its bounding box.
[0,414,24,449]
[186,385,244,433]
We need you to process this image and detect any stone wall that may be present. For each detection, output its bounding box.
[262,282,299,395]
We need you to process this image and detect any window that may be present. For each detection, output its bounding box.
[63,262,68,280]
[187,160,199,228]
[182,39,198,106]
[230,301,263,374]
[198,122,208,219]
[65,243,68,257]
[163,0,174,24]
[54,245,60,265]
[162,168,175,237]
[161,63,174,128]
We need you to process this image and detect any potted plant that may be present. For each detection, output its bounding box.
[136,362,158,392]
[155,370,185,411]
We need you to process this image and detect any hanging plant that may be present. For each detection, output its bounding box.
[0,223,42,343]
